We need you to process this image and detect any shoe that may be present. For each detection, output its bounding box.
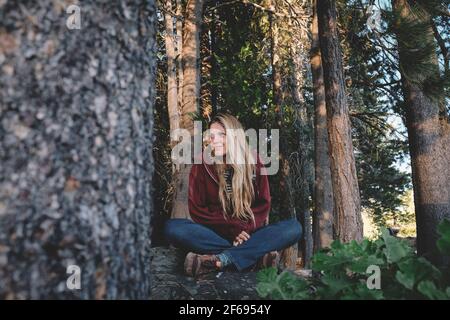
[184,252,221,278]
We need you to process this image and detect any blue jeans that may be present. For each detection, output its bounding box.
[164,218,302,271]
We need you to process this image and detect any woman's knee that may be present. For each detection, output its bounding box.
[284,219,303,244]
[164,219,191,243]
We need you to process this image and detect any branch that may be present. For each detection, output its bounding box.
[157,0,184,20]
[205,0,310,19]
[437,8,450,18]
[431,18,449,72]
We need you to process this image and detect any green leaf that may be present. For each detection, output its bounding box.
[277,271,310,300]
[321,274,352,296]
[397,256,442,285]
[341,283,384,300]
[256,268,310,300]
[417,281,448,300]
[256,282,277,298]
[395,271,415,290]
[437,219,450,255]
[256,267,277,283]
[381,228,412,263]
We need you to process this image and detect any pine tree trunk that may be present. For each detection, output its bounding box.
[317,0,363,242]
[311,0,334,251]
[270,13,293,219]
[0,0,157,299]
[200,16,213,120]
[176,0,184,115]
[209,7,219,114]
[392,0,450,266]
[181,0,204,132]
[164,0,181,142]
[170,0,204,219]
[268,3,298,270]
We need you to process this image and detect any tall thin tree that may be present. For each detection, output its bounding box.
[311,0,334,251]
[171,0,205,219]
[317,0,363,242]
[164,0,181,141]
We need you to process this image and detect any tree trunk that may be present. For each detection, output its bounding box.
[170,0,204,219]
[0,0,157,299]
[268,4,298,270]
[392,0,450,266]
[181,0,204,132]
[164,0,181,142]
[200,15,213,121]
[311,0,334,251]
[317,0,363,242]
[176,0,184,117]
[287,26,314,268]
[210,7,219,114]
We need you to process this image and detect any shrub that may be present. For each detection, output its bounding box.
[257,219,450,300]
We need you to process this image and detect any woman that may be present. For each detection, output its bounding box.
[165,113,302,278]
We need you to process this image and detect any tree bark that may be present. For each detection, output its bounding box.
[0,0,157,299]
[176,0,184,117]
[200,14,213,121]
[392,0,450,266]
[268,2,299,270]
[181,0,204,132]
[164,0,181,142]
[170,0,204,220]
[317,0,363,242]
[311,0,334,251]
[209,6,219,114]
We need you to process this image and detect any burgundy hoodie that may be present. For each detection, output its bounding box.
[188,153,271,242]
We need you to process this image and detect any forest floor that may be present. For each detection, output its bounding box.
[150,246,311,300]
[150,246,261,299]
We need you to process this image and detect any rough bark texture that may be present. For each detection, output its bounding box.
[317,0,363,242]
[292,76,314,268]
[392,0,450,266]
[269,6,298,270]
[170,1,204,221]
[200,15,213,120]
[164,0,181,140]
[0,0,157,299]
[181,0,204,132]
[311,0,334,251]
[170,163,193,220]
[176,0,184,117]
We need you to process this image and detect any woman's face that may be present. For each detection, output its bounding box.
[210,122,227,156]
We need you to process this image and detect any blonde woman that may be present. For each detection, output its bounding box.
[165,113,302,278]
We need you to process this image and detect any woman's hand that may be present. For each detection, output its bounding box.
[233,231,250,246]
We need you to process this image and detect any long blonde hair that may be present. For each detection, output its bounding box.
[208,114,256,224]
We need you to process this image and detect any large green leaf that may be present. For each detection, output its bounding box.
[382,228,412,263]
[437,219,450,255]
[417,281,449,300]
[395,271,415,290]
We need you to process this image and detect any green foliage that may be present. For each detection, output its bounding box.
[256,267,311,300]
[437,219,450,255]
[257,220,450,300]
[337,1,411,227]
